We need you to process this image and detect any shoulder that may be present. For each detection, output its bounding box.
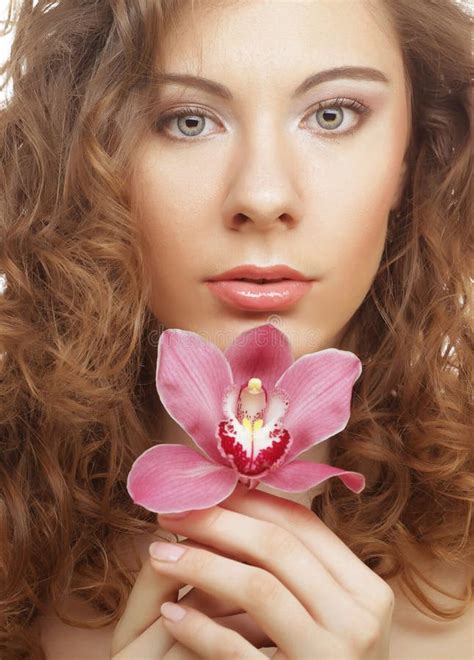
[37,533,155,659]
[387,558,473,659]
[37,599,116,660]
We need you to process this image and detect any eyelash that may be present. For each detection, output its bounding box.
[154,97,370,141]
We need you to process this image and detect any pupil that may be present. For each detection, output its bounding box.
[323,110,337,122]
[177,115,204,137]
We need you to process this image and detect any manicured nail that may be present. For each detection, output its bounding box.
[149,541,187,562]
[161,601,186,622]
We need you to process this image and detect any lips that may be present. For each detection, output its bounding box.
[207,264,312,283]
[205,264,315,311]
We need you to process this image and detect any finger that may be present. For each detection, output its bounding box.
[157,507,368,640]
[111,538,217,656]
[179,587,274,648]
[220,483,391,610]
[160,602,265,660]
[213,612,275,649]
[111,557,178,656]
[112,536,268,659]
[161,644,201,660]
[162,612,273,659]
[112,610,271,660]
[179,581,241,618]
[149,542,333,658]
[112,614,200,660]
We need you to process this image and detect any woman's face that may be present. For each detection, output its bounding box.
[131,0,410,358]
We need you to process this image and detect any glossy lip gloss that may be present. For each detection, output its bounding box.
[206,279,314,311]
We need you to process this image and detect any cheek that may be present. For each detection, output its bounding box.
[328,179,389,297]
[311,158,393,324]
[133,153,204,280]
[319,212,386,305]
[132,153,226,328]
[334,214,387,289]
[309,210,387,347]
[318,135,402,289]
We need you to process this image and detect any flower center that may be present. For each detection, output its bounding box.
[236,377,266,435]
[216,376,291,481]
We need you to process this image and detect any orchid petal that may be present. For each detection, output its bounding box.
[275,348,362,462]
[127,444,239,514]
[259,458,366,494]
[156,329,233,465]
[224,323,293,391]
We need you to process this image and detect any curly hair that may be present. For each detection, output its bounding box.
[0,0,472,658]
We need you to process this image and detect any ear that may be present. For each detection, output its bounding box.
[390,160,408,211]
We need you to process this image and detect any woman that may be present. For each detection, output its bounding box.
[0,0,472,658]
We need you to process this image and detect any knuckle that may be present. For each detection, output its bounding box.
[380,584,395,612]
[351,612,382,651]
[188,619,248,660]
[220,637,254,660]
[188,615,212,641]
[200,505,225,531]
[258,520,299,559]
[243,567,281,604]
[369,582,395,615]
[333,641,357,660]
[285,498,317,528]
[222,651,252,660]
[190,547,215,574]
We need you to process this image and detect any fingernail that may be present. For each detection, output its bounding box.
[149,541,187,562]
[161,601,186,622]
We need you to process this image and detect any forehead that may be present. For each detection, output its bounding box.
[158,0,402,84]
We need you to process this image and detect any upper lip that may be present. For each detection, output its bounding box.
[206,264,313,282]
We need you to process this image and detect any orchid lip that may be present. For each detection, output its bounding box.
[216,378,292,478]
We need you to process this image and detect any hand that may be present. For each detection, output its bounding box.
[110,535,271,658]
[149,482,395,660]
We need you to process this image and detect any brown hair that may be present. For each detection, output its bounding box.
[0,0,472,657]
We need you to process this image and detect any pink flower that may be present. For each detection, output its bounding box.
[127,323,366,514]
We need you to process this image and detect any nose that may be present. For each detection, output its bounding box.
[222,122,303,232]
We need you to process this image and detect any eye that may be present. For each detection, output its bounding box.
[303,97,370,136]
[154,105,218,140]
[154,97,370,142]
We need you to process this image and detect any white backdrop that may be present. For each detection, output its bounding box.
[0,0,14,107]
[0,0,14,63]
[1,1,11,293]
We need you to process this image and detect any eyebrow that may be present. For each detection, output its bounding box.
[155,66,391,100]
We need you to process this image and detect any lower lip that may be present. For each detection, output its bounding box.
[205,279,314,311]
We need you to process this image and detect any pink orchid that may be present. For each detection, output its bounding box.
[127,323,366,515]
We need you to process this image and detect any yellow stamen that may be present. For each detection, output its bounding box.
[247,377,262,394]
